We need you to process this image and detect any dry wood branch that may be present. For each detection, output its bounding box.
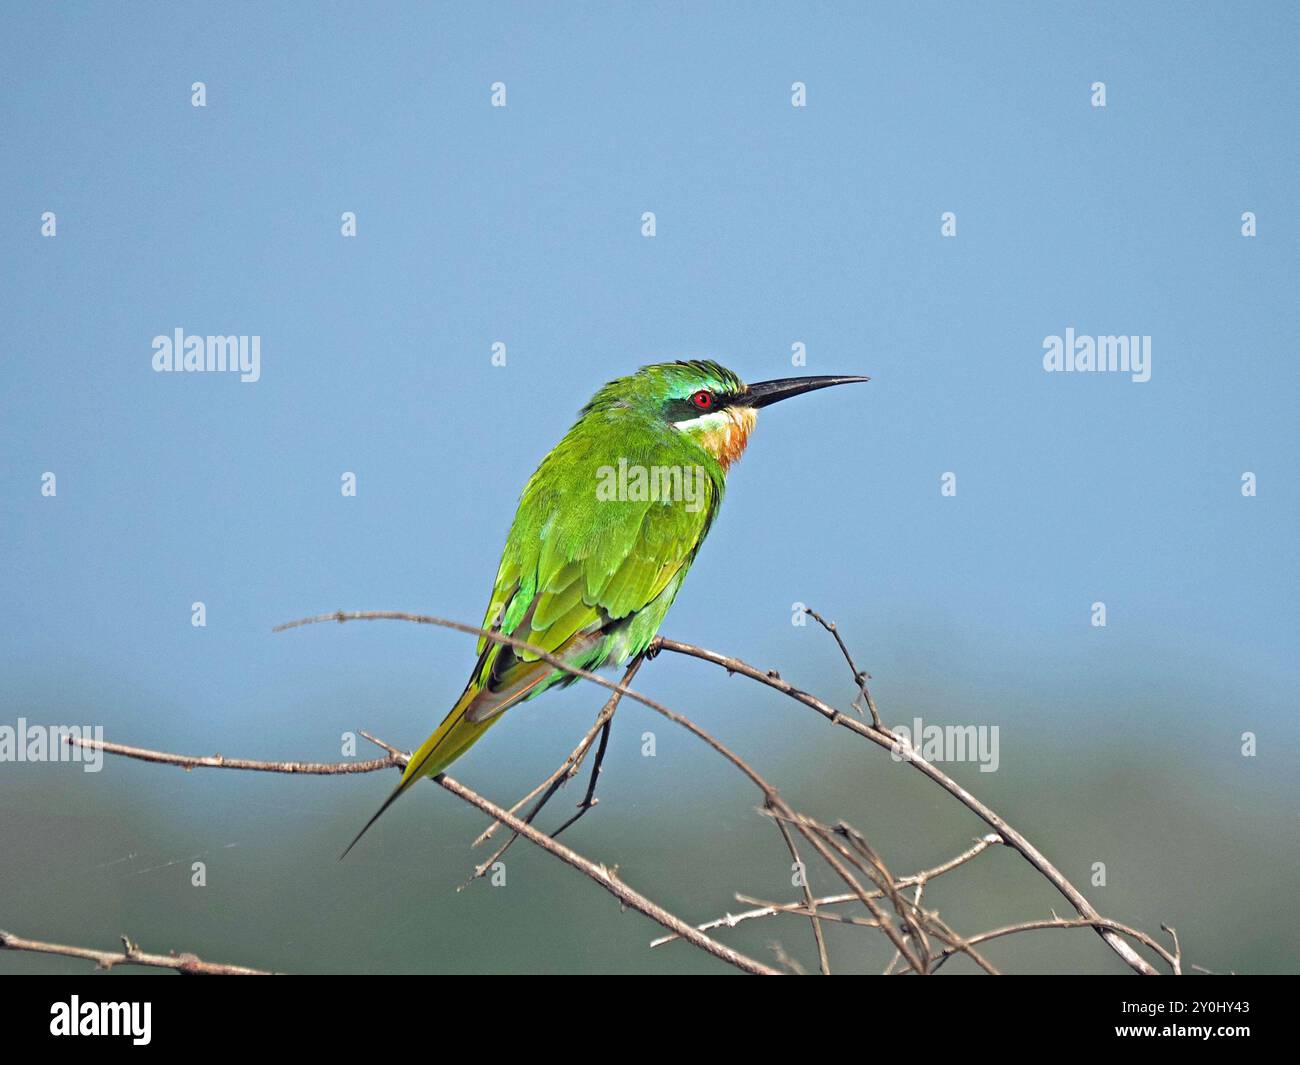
[770,802,831,975]
[463,658,643,886]
[53,736,402,775]
[63,732,778,976]
[0,929,273,975]
[276,611,929,972]
[23,606,1176,976]
[654,627,1164,976]
[649,833,1002,947]
[922,917,1182,975]
[804,607,882,727]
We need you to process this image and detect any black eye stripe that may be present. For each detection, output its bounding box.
[664,391,738,421]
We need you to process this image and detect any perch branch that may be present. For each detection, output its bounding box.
[466,656,644,887]
[31,607,1172,976]
[274,611,929,972]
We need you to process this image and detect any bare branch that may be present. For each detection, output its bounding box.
[65,732,779,976]
[59,736,401,775]
[654,631,1163,976]
[463,658,643,886]
[770,801,832,975]
[919,916,1182,975]
[803,607,882,727]
[0,929,273,975]
[34,607,1176,976]
[649,833,1002,947]
[273,611,929,970]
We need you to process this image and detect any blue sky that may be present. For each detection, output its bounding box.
[1,3,1296,973]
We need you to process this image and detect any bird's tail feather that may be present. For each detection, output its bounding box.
[340,665,564,868]
[339,684,499,859]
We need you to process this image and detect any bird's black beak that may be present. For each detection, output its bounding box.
[738,374,871,409]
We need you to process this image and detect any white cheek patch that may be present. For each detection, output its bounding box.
[672,410,733,432]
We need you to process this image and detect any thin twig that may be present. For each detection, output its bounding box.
[296,611,1167,975]
[654,632,1162,976]
[274,611,929,971]
[804,607,882,727]
[760,804,926,973]
[65,732,779,976]
[884,883,926,975]
[770,800,832,975]
[649,833,1002,947]
[550,716,613,839]
[734,896,882,930]
[473,658,642,849]
[920,917,1181,974]
[0,929,273,975]
[53,736,402,775]
[833,819,930,962]
[41,608,1173,976]
[463,658,643,886]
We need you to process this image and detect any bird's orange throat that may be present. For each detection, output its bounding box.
[688,407,758,471]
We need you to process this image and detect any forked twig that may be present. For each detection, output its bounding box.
[654,616,1164,976]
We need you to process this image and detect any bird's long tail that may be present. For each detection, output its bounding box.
[339,685,499,859]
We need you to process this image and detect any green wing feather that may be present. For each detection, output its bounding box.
[464,407,724,722]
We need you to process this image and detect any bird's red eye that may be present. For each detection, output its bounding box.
[690,390,714,411]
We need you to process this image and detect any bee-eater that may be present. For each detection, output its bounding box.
[344,360,868,855]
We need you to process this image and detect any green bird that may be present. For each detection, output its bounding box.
[344,360,868,855]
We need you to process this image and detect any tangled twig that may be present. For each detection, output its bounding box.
[4,606,1182,976]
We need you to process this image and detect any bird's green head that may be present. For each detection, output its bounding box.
[582,359,869,469]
